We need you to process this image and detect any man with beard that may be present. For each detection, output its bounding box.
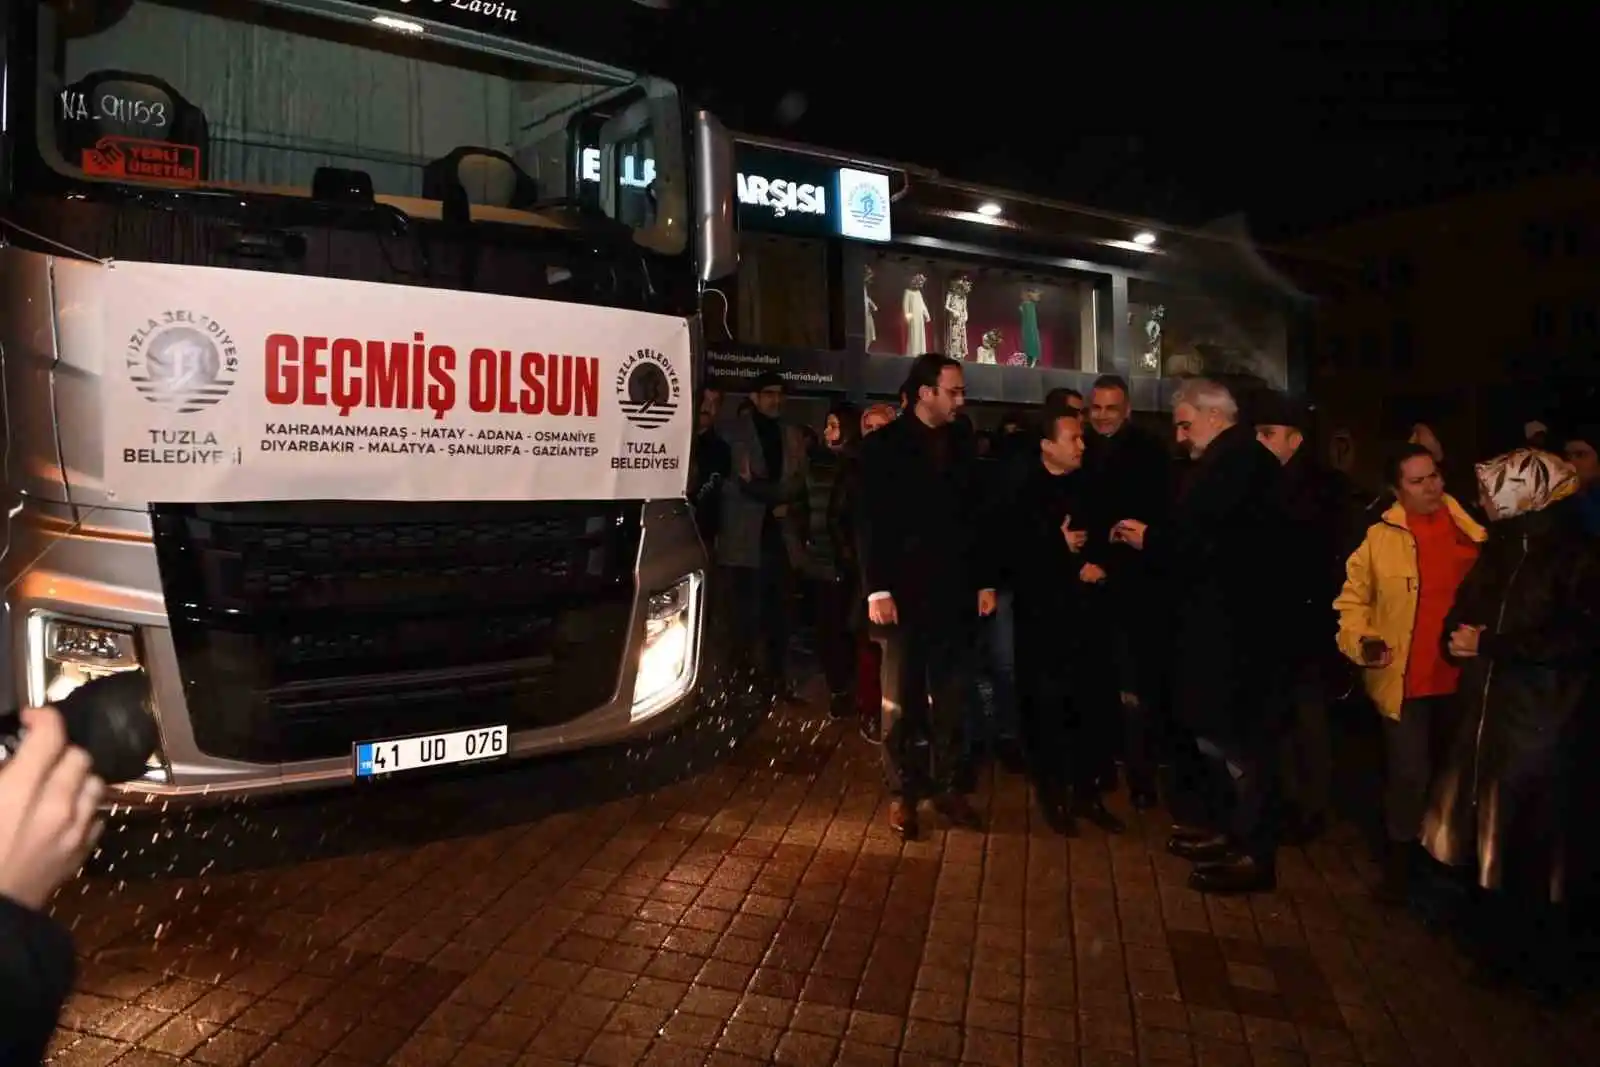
[1254,392,1351,843]
[860,354,997,839]
[1000,410,1123,834]
[1080,374,1170,808]
[1112,378,1289,893]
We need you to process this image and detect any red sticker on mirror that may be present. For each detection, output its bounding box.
[82,135,200,183]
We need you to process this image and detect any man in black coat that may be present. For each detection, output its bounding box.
[1080,375,1171,808]
[1254,392,1351,842]
[859,354,997,839]
[998,410,1124,835]
[1112,378,1290,894]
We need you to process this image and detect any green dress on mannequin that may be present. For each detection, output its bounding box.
[1019,289,1042,367]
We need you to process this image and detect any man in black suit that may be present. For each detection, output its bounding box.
[859,353,997,839]
[1079,374,1171,809]
[1254,391,1351,843]
[1112,377,1290,893]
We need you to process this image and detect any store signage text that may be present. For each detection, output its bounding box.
[735,174,826,219]
[575,143,890,240]
[579,147,654,189]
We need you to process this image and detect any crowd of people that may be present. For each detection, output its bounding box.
[691,358,1599,998]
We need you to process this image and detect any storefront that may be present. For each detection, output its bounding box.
[705,134,1310,428]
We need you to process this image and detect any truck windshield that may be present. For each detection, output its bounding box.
[35,0,684,253]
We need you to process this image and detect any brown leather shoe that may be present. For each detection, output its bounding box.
[889,798,918,840]
[933,792,983,830]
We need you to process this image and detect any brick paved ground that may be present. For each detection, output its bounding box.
[40,697,1600,1067]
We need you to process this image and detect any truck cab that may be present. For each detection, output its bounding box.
[0,0,738,801]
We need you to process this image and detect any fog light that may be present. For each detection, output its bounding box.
[26,615,141,705]
[631,572,701,722]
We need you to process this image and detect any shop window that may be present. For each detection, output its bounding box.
[735,234,829,348]
[1127,279,1289,386]
[846,248,1097,370]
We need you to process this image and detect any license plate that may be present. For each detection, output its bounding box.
[354,725,508,777]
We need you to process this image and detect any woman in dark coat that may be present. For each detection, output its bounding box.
[800,401,860,718]
[1422,448,1600,997]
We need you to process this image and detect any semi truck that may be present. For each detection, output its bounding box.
[0,0,738,802]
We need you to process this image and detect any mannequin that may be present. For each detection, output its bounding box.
[976,327,1002,365]
[944,276,972,360]
[901,272,931,357]
[1019,288,1042,367]
[863,265,879,350]
[1141,305,1164,371]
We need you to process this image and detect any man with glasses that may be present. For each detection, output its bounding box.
[859,354,997,838]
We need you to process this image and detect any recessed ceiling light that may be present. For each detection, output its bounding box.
[1132,231,1157,247]
[372,15,423,32]
[976,202,1003,217]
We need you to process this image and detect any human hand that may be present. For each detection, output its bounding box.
[978,589,998,617]
[1448,624,1484,659]
[772,505,788,519]
[868,594,898,626]
[1359,637,1392,668]
[1079,563,1108,584]
[1111,519,1146,549]
[0,706,105,911]
[739,454,752,482]
[1060,517,1087,552]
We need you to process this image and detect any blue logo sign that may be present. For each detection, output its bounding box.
[847,182,886,229]
[836,168,892,242]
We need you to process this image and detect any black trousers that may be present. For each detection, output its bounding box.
[1109,621,1160,795]
[1382,694,1461,843]
[875,614,974,800]
[1196,730,1280,865]
[1016,623,1109,798]
[720,556,790,695]
[810,576,856,698]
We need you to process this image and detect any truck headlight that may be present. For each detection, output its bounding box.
[631,572,701,722]
[26,615,141,707]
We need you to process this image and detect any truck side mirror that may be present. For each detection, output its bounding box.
[693,110,737,284]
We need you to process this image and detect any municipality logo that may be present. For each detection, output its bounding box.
[846,180,887,230]
[126,312,239,414]
[616,347,680,430]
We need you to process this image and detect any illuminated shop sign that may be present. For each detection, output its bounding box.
[577,145,892,241]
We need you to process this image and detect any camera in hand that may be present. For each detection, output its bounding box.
[0,671,158,784]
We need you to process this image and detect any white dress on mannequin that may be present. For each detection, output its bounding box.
[902,287,930,357]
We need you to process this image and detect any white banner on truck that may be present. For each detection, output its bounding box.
[57,260,692,503]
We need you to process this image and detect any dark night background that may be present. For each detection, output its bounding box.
[653,2,1597,239]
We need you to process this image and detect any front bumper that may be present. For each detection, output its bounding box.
[5,502,706,808]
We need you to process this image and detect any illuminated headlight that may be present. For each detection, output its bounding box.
[630,572,701,722]
[25,615,166,780]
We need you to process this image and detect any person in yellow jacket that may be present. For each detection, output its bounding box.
[1334,442,1487,902]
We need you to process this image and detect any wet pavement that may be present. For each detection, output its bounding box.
[41,695,1600,1067]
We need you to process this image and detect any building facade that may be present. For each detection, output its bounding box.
[1294,172,1600,479]
[708,135,1313,429]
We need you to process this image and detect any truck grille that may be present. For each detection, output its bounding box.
[149,501,641,763]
